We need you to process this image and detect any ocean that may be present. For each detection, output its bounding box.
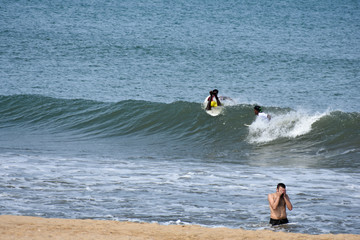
[1,0,359,235]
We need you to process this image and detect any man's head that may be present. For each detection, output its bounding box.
[212,89,219,95]
[277,183,286,194]
[254,105,262,115]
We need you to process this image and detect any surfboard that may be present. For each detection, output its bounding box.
[203,96,223,116]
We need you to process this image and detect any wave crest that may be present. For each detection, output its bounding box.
[247,110,328,143]
[1,95,359,153]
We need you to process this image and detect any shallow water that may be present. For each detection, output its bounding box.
[1,152,359,234]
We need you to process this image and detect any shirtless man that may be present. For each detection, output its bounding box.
[268,183,293,226]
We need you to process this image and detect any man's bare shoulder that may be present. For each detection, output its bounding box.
[269,193,277,198]
[268,193,276,201]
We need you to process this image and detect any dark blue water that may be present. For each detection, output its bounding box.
[1,0,359,235]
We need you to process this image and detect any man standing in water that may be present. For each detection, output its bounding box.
[268,183,293,226]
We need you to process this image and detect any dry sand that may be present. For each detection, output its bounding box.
[0,215,359,240]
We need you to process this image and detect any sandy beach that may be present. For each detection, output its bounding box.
[0,215,359,240]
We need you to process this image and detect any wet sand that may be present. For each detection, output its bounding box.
[0,215,359,240]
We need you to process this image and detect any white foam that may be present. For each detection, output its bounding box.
[164,219,191,226]
[247,110,329,143]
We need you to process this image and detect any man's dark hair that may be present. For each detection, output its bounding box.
[277,183,286,189]
[254,105,262,112]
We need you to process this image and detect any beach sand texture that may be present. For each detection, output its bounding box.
[0,215,359,240]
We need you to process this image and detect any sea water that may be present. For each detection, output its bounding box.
[1,0,359,235]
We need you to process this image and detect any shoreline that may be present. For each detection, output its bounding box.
[1,215,359,240]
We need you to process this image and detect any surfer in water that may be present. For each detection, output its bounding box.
[254,105,271,121]
[268,183,293,226]
[206,89,222,110]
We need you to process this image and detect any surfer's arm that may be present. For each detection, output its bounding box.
[214,95,222,106]
[206,97,212,110]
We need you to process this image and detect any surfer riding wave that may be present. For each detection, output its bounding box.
[206,89,222,110]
